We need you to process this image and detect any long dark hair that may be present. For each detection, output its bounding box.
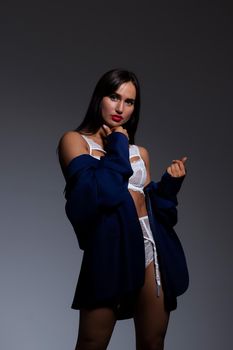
[75,68,141,144]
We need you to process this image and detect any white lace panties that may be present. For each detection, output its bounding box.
[139,216,161,297]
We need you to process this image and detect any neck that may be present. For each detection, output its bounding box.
[97,127,106,139]
[91,127,106,141]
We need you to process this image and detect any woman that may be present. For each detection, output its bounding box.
[58,69,188,350]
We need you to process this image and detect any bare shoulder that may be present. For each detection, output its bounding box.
[58,130,88,169]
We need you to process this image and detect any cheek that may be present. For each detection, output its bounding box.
[125,107,134,119]
[100,100,107,117]
[101,99,112,115]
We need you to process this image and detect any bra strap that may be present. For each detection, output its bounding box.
[80,134,92,155]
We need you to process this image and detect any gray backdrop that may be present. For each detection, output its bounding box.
[1,1,232,349]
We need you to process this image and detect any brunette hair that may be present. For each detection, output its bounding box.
[75,68,141,144]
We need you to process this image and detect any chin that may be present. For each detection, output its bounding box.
[104,118,126,129]
[106,120,121,128]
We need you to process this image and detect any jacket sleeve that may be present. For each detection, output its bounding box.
[157,170,186,202]
[63,132,133,230]
[144,171,186,228]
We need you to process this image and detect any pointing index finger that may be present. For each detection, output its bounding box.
[172,157,188,164]
[181,156,188,163]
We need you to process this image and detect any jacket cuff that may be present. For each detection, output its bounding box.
[158,171,186,197]
[105,131,129,157]
[100,132,133,177]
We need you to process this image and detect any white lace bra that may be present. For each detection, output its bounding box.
[81,134,147,195]
[128,144,147,194]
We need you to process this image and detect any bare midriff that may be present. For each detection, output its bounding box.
[129,189,148,218]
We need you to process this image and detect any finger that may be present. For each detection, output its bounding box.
[168,166,183,177]
[179,157,188,174]
[112,126,124,132]
[168,162,186,177]
[172,158,187,173]
[171,163,181,177]
[102,124,112,135]
[167,167,178,177]
[181,156,188,163]
[174,163,186,176]
[167,166,172,176]
[167,165,177,177]
[172,156,188,164]
[111,126,129,138]
[171,160,184,173]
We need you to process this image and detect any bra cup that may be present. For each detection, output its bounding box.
[128,145,147,193]
[128,156,147,192]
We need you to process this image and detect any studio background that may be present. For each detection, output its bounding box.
[1,1,232,349]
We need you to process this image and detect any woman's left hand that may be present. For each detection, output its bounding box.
[167,157,188,177]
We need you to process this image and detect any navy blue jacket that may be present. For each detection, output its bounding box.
[62,132,189,320]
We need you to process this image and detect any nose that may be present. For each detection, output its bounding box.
[115,100,124,114]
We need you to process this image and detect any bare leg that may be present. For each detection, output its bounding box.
[133,261,170,350]
[75,307,117,350]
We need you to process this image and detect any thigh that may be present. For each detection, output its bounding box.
[133,261,170,350]
[75,307,117,350]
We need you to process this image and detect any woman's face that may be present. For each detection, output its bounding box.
[100,81,136,127]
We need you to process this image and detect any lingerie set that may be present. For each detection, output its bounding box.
[81,134,161,297]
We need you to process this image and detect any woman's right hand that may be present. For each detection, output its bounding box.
[102,124,129,140]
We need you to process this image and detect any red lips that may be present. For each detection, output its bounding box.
[111,115,123,122]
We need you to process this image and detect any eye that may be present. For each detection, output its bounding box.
[125,99,135,106]
[109,94,118,101]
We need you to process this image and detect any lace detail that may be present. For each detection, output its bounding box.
[81,134,106,159]
[139,216,161,297]
[128,145,147,194]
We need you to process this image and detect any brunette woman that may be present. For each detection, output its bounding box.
[58,68,188,350]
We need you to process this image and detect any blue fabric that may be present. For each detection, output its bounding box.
[62,132,189,320]
[144,179,189,304]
